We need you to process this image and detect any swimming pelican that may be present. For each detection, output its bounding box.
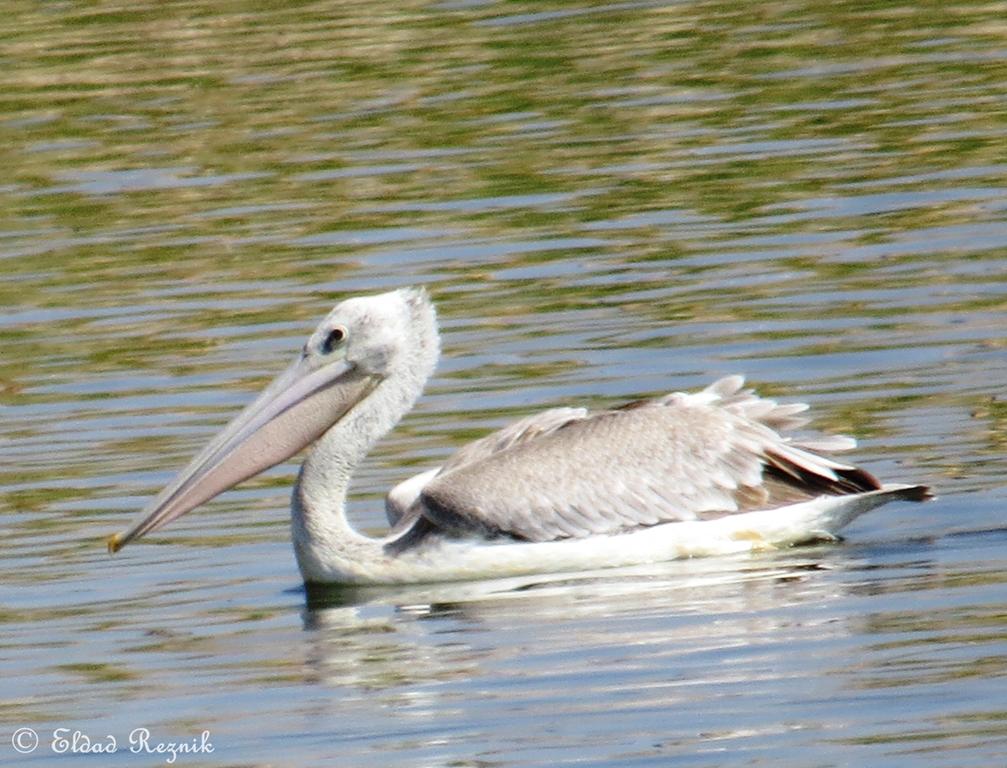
[108,288,930,585]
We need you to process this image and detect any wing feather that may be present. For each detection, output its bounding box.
[384,407,588,527]
[440,407,589,472]
[414,376,880,543]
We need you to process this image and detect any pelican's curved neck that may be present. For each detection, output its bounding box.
[291,321,438,583]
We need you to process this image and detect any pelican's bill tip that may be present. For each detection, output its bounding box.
[106,532,125,555]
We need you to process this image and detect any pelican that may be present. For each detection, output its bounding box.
[108,288,931,585]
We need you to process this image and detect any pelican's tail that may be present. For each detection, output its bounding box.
[786,482,933,545]
[880,483,933,503]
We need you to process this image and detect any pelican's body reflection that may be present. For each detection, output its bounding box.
[296,550,862,697]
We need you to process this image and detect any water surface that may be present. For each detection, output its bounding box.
[2,1,1006,766]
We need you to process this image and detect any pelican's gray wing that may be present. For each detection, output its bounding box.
[384,407,589,528]
[412,376,880,542]
[441,406,590,470]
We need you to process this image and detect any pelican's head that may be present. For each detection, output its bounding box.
[107,287,438,554]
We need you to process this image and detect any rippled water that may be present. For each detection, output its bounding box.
[3,1,1006,766]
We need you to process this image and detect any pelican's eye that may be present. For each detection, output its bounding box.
[322,325,348,354]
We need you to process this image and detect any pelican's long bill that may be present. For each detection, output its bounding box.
[107,355,378,554]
